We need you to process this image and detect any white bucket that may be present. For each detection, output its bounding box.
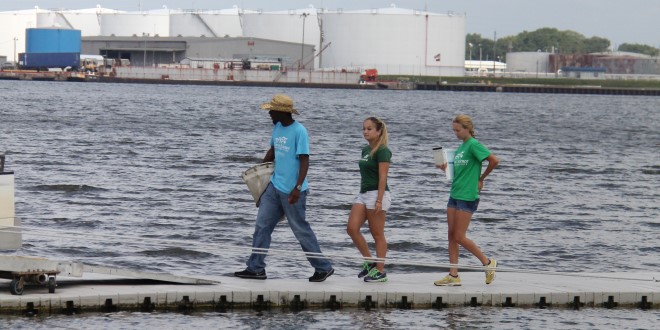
[432,147,445,165]
[443,148,455,181]
[242,162,274,207]
[433,147,455,180]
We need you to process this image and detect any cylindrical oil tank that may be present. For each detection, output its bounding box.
[242,8,320,68]
[37,11,73,29]
[170,8,244,37]
[37,7,120,36]
[320,6,465,76]
[100,11,169,37]
[242,9,319,45]
[0,9,42,59]
[26,28,81,53]
[506,52,551,73]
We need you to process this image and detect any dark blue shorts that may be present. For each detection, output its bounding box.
[447,197,480,214]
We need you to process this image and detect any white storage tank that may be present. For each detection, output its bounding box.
[100,9,170,37]
[37,6,122,36]
[0,8,43,62]
[242,7,321,68]
[506,52,551,75]
[169,7,244,38]
[320,5,465,76]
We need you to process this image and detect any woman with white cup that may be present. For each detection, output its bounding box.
[435,114,499,286]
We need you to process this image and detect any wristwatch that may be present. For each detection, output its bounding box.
[295,184,303,191]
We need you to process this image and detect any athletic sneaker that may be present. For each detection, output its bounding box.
[434,274,461,286]
[485,259,498,284]
[234,269,267,280]
[358,262,377,278]
[363,268,388,282]
[309,268,334,282]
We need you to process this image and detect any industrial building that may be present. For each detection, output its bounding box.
[549,52,660,75]
[506,51,660,77]
[81,36,313,68]
[0,4,465,76]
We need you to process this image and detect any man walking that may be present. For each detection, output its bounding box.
[235,94,334,282]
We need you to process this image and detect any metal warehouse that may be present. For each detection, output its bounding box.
[81,36,314,69]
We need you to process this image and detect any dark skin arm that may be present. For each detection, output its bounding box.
[263,146,275,163]
[288,154,309,204]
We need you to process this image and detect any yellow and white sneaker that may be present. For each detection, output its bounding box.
[485,259,498,284]
[434,274,461,286]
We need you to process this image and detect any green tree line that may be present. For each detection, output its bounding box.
[465,28,660,61]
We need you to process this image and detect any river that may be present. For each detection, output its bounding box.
[1,80,658,328]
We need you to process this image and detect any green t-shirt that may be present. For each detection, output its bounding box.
[359,145,392,193]
[450,137,491,201]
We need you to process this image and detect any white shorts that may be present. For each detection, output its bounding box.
[353,190,392,212]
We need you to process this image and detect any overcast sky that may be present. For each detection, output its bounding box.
[2,0,658,47]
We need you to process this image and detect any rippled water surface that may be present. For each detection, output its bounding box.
[1,80,659,328]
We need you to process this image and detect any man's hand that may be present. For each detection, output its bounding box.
[288,188,300,204]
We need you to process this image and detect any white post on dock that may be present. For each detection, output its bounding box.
[0,154,21,250]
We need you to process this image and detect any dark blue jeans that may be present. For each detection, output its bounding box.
[246,183,333,273]
[447,197,480,214]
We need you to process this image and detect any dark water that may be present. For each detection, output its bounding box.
[1,80,659,328]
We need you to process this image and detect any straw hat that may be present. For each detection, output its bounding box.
[260,94,299,115]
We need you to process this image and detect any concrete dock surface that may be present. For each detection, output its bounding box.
[1,271,658,314]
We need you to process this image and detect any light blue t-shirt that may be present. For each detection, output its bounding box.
[270,121,310,193]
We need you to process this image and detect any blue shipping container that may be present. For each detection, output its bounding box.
[26,28,81,53]
[19,52,80,70]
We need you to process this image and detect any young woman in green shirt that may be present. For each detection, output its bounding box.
[346,117,392,283]
[434,114,499,286]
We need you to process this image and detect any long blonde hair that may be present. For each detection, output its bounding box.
[366,117,389,157]
[453,114,475,137]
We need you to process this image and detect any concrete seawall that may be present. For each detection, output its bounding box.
[417,82,660,96]
[2,71,659,95]
[96,77,660,95]
[96,76,376,90]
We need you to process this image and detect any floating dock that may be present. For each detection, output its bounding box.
[1,269,657,315]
